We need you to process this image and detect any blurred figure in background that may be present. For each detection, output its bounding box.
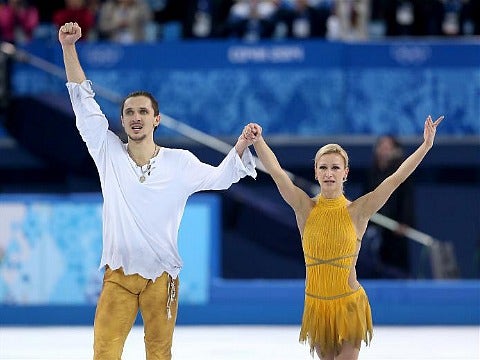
[224,0,279,41]
[0,0,39,43]
[190,0,237,39]
[442,0,480,36]
[153,0,236,40]
[363,135,415,278]
[383,0,443,37]
[209,0,235,38]
[327,0,370,40]
[97,0,152,43]
[274,0,331,39]
[53,0,96,40]
[31,0,63,23]
[465,0,480,35]
[153,0,198,39]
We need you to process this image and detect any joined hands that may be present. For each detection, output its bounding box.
[241,123,262,145]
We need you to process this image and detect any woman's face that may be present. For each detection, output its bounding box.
[315,153,348,194]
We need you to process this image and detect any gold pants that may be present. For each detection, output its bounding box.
[93,267,179,360]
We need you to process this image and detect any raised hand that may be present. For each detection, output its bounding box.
[242,123,262,144]
[424,115,444,149]
[58,22,82,45]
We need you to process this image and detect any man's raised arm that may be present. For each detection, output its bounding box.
[58,22,86,84]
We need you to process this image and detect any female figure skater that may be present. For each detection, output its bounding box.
[244,115,443,359]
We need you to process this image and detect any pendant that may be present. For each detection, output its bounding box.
[139,175,146,183]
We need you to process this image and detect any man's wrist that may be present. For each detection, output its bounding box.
[235,139,249,155]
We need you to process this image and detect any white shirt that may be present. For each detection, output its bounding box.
[67,80,257,280]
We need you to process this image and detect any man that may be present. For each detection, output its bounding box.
[58,22,256,360]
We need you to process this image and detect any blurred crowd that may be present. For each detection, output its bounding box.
[1,0,479,44]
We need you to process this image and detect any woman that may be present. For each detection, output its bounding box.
[244,115,443,360]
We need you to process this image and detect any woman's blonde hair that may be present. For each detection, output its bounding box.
[314,144,349,169]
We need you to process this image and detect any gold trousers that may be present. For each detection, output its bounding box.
[93,267,179,360]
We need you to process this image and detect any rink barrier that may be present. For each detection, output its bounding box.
[1,279,478,326]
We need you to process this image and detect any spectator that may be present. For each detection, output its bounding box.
[97,0,153,43]
[383,0,444,37]
[32,0,64,23]
[52,0,96,40]
[327,0,370,40]
[154,0,235,40]
[153,0,198,39]
[85,0,103,30]
[275,0,331,39]
[441,0,480,36]
[153,0,232,40]
[416,0,444,36]
[209,0,235,38]
[224,0,279,41]
[464,0,480,35]
[192,0,213,38]
[383,0,414,36]
[368,0,388,37]
[441,0,462,36]
[363,135,415,278]
[0,0,39,43]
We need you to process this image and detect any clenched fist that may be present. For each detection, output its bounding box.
[58,22,82,45]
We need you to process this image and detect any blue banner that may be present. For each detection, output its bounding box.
[10,39,480,136]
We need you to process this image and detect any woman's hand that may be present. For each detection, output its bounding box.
[242,123,262,144]
[424,115,444,149]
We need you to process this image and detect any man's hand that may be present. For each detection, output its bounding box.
[59,22,82,46]
[241,123,262,144]
[235,123,262,157]
[59,21,87,83]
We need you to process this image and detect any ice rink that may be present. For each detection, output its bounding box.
[0,325,478,360]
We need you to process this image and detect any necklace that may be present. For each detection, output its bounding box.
[127,144,158,183]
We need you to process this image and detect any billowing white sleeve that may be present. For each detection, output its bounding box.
[183,147,257,193]
[66,80,109,152]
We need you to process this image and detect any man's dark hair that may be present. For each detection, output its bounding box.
[120,91,159,117]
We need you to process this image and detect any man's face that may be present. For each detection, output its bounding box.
[121,95,159,142]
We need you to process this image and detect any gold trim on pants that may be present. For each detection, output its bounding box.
[93,267,179,360]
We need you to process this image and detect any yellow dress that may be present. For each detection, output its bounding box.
[299,195,373,356]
